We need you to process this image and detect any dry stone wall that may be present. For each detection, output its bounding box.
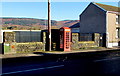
[71,33,99,50]
[16,42,44,53]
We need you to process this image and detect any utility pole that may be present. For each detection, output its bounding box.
[48,0,51,51]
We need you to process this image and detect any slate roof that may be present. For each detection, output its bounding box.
[69,23,80,28]
[93,2,120,12]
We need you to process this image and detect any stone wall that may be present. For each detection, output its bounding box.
[16,42,45,53]
[71,33,80,50]
[78,41,97,49]
[3,32,16,54]
[2,31,46,54]
[3,32,15,43]
[71,33,99,50]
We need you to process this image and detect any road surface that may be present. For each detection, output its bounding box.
[1,50,120,76]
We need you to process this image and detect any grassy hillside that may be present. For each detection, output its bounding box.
[1,17,79,30]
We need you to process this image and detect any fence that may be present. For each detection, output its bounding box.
[79,33,93,41]
[15,31,42,42]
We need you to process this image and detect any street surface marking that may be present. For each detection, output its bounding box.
[94,57,120,62]
[1,65,64,75]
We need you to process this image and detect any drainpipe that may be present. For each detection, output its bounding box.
[106,11,109,48]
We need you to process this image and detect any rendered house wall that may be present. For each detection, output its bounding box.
[107,13,120,47]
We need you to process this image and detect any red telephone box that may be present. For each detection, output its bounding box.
[60,27,71,51]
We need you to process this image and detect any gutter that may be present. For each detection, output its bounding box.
[107,11,120,15]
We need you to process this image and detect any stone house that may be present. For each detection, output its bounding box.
[80,2,120,48]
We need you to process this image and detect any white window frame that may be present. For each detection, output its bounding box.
[116,29,118,38]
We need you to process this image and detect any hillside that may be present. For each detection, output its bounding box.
[1,17,79,30]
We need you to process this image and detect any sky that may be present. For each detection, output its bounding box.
[0,1,119,21]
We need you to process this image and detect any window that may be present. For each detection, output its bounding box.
[118,15,120,24]
[116,15,120,24]
[116,15,118,24]
[116,28,120,38]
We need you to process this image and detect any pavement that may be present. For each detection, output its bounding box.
[0,47,120,59]
[0,53,43,59]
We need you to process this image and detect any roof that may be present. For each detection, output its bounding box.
[60,27,70,29]
[69,23,80,28]
[93,2,120,12]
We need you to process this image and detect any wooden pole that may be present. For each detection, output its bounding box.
[48,0,51,51]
